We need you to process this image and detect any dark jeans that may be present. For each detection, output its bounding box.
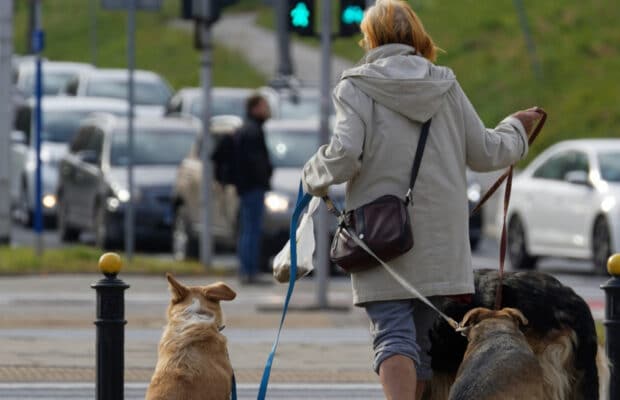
[238,189,265,278]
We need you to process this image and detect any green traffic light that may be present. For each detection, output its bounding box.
[342,5,364,25]
[291,2,311,28]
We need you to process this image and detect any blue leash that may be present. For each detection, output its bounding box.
[257,183,312,400]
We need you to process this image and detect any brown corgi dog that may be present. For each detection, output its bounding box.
[146,273,236,400]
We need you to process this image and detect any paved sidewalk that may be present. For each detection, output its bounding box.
[0,273,376,384]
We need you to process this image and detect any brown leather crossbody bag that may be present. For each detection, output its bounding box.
[324,119,432,273]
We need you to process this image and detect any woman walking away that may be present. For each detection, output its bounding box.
[301,1,543,399]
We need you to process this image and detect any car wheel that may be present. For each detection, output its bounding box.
[172,205,198,261]
[57,198,80,242]
[507,215,538,270]
[94,204,114,250]
[592,217,611,275]
[470,236,481,252]
[17,182,33,227]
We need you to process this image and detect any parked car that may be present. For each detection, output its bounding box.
[57,114,199,248]
[14,60,93,97]
[259,85,334,120]
[61,68,173,116]
[10,97,129,225]
[164,87,253,119]
[504,139,620,274]
[172,118,346,269]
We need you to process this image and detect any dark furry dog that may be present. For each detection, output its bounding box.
[424,269,609,400]
[449,307,545,400]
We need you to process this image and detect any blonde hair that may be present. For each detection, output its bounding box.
[360,0,438,62]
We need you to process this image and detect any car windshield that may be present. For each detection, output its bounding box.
[598,151,620,182]
[86,78,171,106]
[278,94,320,120]
[24,71,77,95]
[265,128,319,168]
[190,93,247,118]
[110,127,195,166]
[42,109,121,144]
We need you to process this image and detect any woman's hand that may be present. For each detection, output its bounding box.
[512,107,544,135]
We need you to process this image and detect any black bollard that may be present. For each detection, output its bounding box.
[601,254,620,400]
[91,253,130,400]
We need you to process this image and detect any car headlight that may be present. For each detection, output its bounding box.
[467,182,481,203]
[42,194,57,209]
[265,192,289,213]
[116,189,131,202]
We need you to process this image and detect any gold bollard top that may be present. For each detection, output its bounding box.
[608,253,620,276]
[98,252,123,276]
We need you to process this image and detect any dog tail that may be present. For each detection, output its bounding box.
[596,345,610,400]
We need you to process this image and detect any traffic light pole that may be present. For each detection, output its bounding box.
[275,0,294,78]
[124,0,136,262]
[0,0,12,245]
[315,0,332,309]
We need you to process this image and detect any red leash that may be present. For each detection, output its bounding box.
[470,110,548,310]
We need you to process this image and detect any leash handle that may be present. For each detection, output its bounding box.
[257,183,312,400]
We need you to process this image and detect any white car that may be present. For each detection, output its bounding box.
[61,68,173,116]
[505,139,620,274]
[14,60,93,97]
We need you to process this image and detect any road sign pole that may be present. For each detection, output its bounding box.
[199,19,213,268]
[33,0,44,257]
[124,0,136,261]
[315,0,332,309]
[0,0,13,245]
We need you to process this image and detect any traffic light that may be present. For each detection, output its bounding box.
[339,0,365,37]
[288,0,315,37]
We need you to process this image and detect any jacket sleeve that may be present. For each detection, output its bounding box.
[458,82,529,172]
[302,81,365,197]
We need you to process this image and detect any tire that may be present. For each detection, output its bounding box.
[172,205,198,261]
[470,236,481,252]
[94,204,115,250]
[592,217,612,275]
[57,197,80,242]
[507,215,538,270]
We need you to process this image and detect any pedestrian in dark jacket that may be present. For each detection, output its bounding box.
[236,94,273,284]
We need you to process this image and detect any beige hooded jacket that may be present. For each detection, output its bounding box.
[302,44,528,305]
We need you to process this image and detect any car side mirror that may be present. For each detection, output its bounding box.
[77,150,99,165]
[565,170,591,187]
[11,130,27,145]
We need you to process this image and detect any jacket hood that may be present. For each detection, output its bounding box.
[341,44,456,122]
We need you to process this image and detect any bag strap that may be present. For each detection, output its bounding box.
[406,118,432,205]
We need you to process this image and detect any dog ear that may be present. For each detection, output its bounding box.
[204,282,236,302]
[460,307,491,328]
[503,307,529,326]
[166,273,189,303]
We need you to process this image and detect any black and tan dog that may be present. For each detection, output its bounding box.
[425,269,609,400]
[448,307,544,400]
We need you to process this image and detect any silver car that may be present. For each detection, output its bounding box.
[10,97,129,225]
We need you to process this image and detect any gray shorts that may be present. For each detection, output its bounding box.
[363,298,441,381]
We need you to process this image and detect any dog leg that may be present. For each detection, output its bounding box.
[421,372,454,400]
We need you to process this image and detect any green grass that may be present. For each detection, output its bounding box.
[12,0,266,90]
[0,245,230,276]
[254,1,620,163]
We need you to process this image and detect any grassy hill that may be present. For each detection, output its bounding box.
[12,0,266,90]
[255,0,620,161]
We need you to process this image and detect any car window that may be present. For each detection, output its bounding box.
[86,77,171,106]
[22,71,78,95]
[190,94,247,118]
[533,151,589,181]
[265,128,319,168]
[14,105,32,143]
[42,110,98,144]
[598,151,620,182]
[110,127,196,166]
